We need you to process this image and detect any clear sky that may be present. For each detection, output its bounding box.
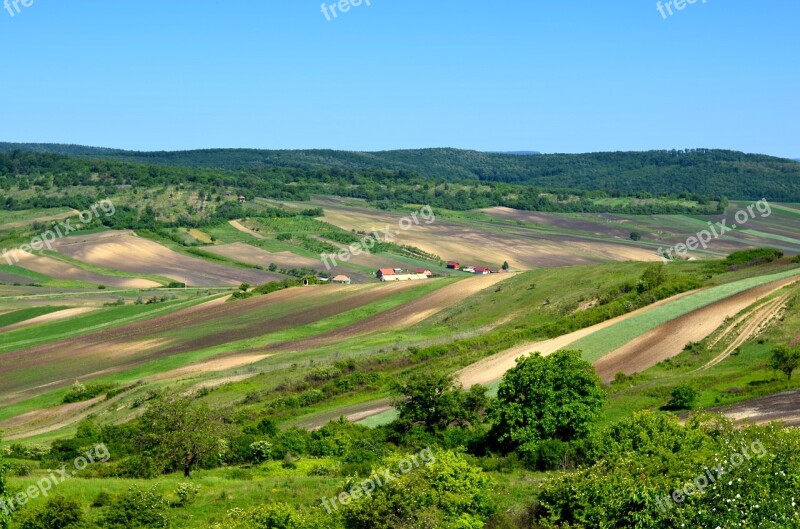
[0,0,797,157]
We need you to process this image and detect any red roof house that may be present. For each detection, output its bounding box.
[446,261,460,270]
[473,266,491,274]
[377,268,396,278]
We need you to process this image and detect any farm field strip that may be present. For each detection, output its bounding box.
[51,230,284,286]
[0,281,447,409]
[0,306,96,332]
[592,275,800,380]
[571,268,800,361]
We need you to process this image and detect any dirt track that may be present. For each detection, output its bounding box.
[594,277,800,380]
[229,220,267,240]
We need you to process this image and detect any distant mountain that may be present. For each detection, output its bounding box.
[1,143,799,201]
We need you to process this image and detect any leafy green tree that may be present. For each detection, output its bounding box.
[629,232,641,241]
[490,350,606,450]
[138,394,229,477]
[666,383,699,410]
[501,261,510,270]
[771,345,800,380]
[102,486,168,528]
[638,263,668,292]
[392,372,486,432]
[341,450,493,529]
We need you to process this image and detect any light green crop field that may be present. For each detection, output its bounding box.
[570,267,800,362]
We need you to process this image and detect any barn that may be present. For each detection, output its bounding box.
[415,267,433,277]
[473,266,491,275]
[332,275,351,284]
[446,261,460,270]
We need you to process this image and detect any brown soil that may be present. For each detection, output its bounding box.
[709,390,800,427]
[0,284,422,405]
[457,290,698,388]
[205,242,321,270]
[594,277,800,380]
[7,249,161,288]
[51,230,282,286]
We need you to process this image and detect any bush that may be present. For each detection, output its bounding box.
[102,486,168,528]
[665,383,698,410]
[249,440,273,463]
[18,497,82,529]
[174,483,201,507]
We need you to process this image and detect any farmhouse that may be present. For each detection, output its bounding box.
[446,261,460,270]
[473,266,491,275]
[415,267,433,277]
[237,195,246,203]
[377,268,396,279]
[332,275,351,284]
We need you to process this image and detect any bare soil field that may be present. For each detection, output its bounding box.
[258,275,511,354]
[315,198,659,269]
[204,242,321,270]
[457,290,698,388]
[709,390,800,427]
[0,283,423,406]
[594,277,800,380]
[51,230,281,286]
[6,249,161,288]
[0,271,34,284]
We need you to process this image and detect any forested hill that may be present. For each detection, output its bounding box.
[1,143,799,201]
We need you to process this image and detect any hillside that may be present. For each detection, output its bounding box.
[2,143,799,201]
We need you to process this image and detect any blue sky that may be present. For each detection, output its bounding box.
[1,1,797,157]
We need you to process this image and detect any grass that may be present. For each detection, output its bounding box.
[0,306,69,328]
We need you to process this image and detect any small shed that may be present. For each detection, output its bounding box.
[332,275,351,285]
[237,195,246,203]
[415,267,433,277]
[446,261,460,270]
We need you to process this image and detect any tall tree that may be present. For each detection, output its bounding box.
[490,349,606,450]
[771,345,800,381]
[138,394,229,477]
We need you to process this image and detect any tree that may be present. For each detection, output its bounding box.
[490,350,606,450]
[391,372,486,432]
[18,497,83,529]
[771,345,800,380]
[138,394,229,477]
[638,263,668,292]
[665,383,698,410]
[630,232,642,241]
[502,261,510,270]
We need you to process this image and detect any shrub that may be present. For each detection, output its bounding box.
[174,483,201,507]
[18,497,82,529]
[666,383,698,410]
[249,440,273,463]
[102,486,168,528]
